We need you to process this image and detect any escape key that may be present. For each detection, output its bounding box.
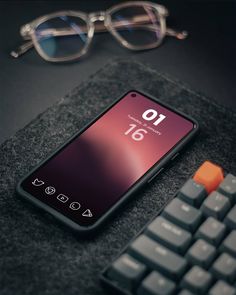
[193,161,224,193]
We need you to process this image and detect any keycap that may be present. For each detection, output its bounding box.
[195,217,226,246]
[137,271,176,295]
[107,253,147,291]
[178,179,207,207]
[218,174,236,203]
[181,265,212,293]
[201,191,231,220]
[225,205,236,230]
[128,235,187,280]
[163,198,202,232]
[209,280,236,295]
[193,161,224,194]
[221,230,236,257]
[178,290,194,295]
[186,239,216,269]
[211,253,236,284]
[146,216,192,254]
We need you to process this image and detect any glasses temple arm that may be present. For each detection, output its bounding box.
[94,21,188,39]
[10,40,34,58]
[25,23,187,39]
[165,28,188,40]
[95,22,188,39]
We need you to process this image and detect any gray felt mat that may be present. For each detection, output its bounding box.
[0,59,236,295]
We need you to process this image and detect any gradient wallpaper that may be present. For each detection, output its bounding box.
[22,92,194,226]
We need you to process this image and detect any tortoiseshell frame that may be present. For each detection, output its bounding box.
[11,1,188,62]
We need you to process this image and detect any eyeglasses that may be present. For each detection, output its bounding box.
[11,1,188,63]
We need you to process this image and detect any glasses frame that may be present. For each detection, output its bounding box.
[11,1,188,63]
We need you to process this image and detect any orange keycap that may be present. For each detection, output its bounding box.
[193,161,224,194]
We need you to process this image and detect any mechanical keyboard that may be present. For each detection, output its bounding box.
[101,161,236,295]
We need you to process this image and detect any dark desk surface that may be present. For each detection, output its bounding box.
[0,0,235,145]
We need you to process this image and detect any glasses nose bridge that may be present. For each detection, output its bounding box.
[89,11,106,23]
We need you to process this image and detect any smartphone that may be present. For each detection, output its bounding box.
[16,90,199,233]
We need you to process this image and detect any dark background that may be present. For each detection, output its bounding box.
[0,0,235,145]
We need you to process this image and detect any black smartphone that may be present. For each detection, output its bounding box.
[16,90,199,233]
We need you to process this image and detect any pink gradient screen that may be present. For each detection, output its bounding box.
[22,92,194,226]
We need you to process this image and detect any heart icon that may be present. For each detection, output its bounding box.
[32,178,44,186]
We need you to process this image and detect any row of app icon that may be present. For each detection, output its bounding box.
[32,178,93,218]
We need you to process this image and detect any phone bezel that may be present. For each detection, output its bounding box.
[16,90,199,233]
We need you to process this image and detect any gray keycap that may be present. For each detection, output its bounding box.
[201,191,231,220]
[218,173,236,203]
[181,265,212,293]
[146,216,192,254]
[107,253,147,291]
[186,239,216,269]
[225,205,236,230]
[128,235,187,280]
[163,198,202,232]
[178,290,194,295]
[221,230,236,257]
[212,253,236,284]
[209,280,236,295]
[137,271,176,295]
[178,178,207,207]
[196,217,226,245]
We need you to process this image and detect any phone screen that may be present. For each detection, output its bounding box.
[21,91,195,226]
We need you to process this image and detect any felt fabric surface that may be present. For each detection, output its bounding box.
[0,59,235,295]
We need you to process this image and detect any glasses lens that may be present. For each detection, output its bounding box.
[35,15,88,59]
[110,4,162,48]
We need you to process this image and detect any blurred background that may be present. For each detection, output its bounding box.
[0,0,235,145]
